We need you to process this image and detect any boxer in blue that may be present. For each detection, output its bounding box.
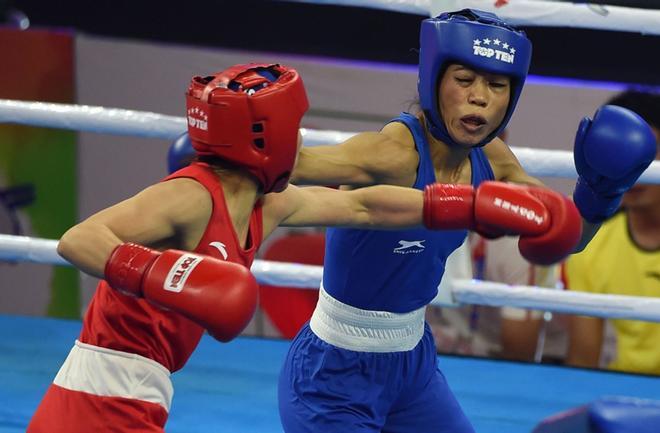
[165,10,656,432]
[275,9,656,433]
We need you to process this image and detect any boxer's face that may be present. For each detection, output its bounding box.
[622,127,660,210]
[438,64,510,147]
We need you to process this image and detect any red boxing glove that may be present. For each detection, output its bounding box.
[473,182,552,239]
[105,243,258,342]
[423,181,582,264]
[518,187,582,265]
[423,181,550,237]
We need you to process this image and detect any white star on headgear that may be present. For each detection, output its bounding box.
[473,39,481,45]
[510,47,516,54]
[502,42,509,49]
[483,38,491,45]
[493,38,501,46]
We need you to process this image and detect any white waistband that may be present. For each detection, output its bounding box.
[309,286,426,352]
[53,340,173,411]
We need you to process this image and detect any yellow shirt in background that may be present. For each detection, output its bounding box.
[565,212,660,375]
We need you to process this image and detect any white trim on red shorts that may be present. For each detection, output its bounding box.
[53,340,173,411]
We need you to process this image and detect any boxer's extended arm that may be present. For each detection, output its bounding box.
[263,184,424,232]
[264,181,580,265]
[57,178,208,278]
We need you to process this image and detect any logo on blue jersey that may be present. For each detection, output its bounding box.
[393,240,426,255]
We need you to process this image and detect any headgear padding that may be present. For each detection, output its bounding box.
[418,9,531,147]
[186,63,309,193]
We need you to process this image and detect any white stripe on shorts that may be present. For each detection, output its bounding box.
[53,340,173,411]
[310,285,425,353]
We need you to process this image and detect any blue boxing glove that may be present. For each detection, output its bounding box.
[573,105,657,223]
[167,132,196,174]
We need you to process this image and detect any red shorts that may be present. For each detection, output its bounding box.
[27,341,172,433]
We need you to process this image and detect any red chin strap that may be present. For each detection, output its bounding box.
[186,63,309,193]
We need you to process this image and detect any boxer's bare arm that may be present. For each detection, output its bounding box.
[261,183,423,237]
[57,179,210,278]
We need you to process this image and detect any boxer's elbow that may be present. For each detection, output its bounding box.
[57,223,118,277]
[57,225,89,263]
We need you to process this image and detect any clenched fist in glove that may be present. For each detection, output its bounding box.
[104,243,258,342]
[573,105,656,223]
[423,181,582,265]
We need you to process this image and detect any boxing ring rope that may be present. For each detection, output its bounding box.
[286,0,660,36]
[2,99,660,183]
[0,234,323,289]
[3,233,660,323]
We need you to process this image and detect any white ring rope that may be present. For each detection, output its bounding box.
[0,234,325,291]
[452,280,660,323]
[287,0,660,36]
[3,234,660,323]
[0,99,187,139]
[2,99,660,183]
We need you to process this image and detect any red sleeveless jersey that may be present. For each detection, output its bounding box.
[79,163,263,372]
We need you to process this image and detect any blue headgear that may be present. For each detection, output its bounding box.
[418,9,532,147]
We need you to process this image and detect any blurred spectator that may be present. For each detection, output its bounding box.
[565,90,660,375]
[482,236,566,362]
[426,235,564,361]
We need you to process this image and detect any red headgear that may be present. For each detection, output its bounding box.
[186,63,309,193]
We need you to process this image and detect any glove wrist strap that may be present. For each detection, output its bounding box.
[573,177,622,224]
[104,243,160,296]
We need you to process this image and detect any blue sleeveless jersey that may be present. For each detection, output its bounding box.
[322,113,495,313]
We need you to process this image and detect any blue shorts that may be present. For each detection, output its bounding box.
[278,323,475,433]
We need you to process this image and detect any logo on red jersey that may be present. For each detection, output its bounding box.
[209,241,228,260]
[164,253,203,292]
